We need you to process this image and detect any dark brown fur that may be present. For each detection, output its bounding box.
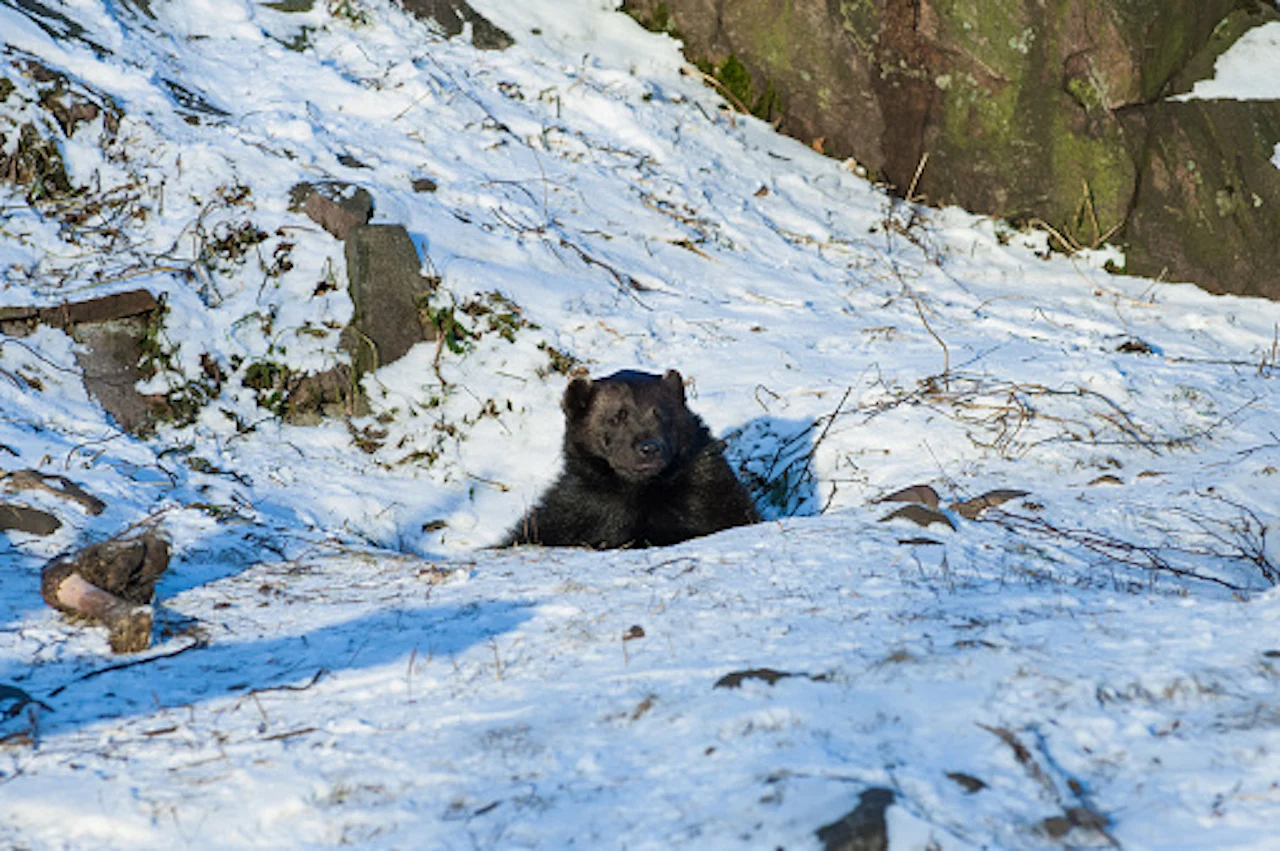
[501,369,758,548]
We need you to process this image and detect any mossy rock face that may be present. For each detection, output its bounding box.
[624,1,1241,226]
[624,0,883,160]
[623,0,1280,300]
[913,0,1156,237]
[1123,100,1280,299]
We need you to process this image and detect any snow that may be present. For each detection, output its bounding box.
[2,1,1280,848]
[1176,20,1280,100]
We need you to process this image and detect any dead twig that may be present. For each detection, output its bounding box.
[982,509,1250,592]
[47,637,206,697]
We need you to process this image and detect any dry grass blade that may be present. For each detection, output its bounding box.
[977,724,1057,798]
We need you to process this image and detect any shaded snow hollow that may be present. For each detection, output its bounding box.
[2,1,1280,849]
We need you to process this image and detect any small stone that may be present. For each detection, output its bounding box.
[0,504,61,536]
[398,0,513,50]
[816,787,895,851]
[291,182,374,241]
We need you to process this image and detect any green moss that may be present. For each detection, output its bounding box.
[626,2,676,35]
[1065,75,1104,115]
[925,0,1135,241]
[243,360,285,391]
[698,54,782,121]
[933,0,1032,82]
[1048,117,1134,245]
[733,4,793,73]
[717,55,753,109]
[838,0,879,51]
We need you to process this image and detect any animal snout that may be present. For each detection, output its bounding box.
[636,439,663,459]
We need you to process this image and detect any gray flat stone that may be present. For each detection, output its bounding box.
[0,503,61,536]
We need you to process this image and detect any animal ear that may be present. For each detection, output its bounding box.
[561,376,595,420]
[661,369,686,403]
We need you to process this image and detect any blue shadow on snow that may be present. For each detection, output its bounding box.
[1,600,531,737]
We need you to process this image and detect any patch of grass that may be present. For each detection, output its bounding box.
[243,360,289,415]
[537,342,580,376]
[1,124,75,202]
[420,290,534,356]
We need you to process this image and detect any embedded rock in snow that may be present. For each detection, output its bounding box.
[70,317,162,434]
[343,224,438,376]
[290,181,374,242]
[285,365,365,424]
[0,290,166,434]
[398,0,513,50]
[816,787,895,851]
[4,470,105,515]
[0,503,61,536]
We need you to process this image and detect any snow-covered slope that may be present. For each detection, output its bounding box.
[2,1,1279,848]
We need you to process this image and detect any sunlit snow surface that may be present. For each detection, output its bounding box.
[1178,20,1280,101]
[2,2,1280,849]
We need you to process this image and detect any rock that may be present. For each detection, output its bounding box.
[343,225,437,376]
[0,503,61,536]
[290,181,374,241]
[283,364,366,424]
[625,0,1237,227]
[36,289,159,326]
[244,360,365,424]
[1166,4,1280,97]
[1122,100,1280,300]
[70,316,160,434]
[0,289,164,434]
[624,1,1280,300]
[4,470,105,515]
[816,787,895,851]
[713,668,796,689]
[398,0,513,50]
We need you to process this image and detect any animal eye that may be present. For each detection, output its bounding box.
[613,408,628,424]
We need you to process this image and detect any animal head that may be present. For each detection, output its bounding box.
[562,369,690,483]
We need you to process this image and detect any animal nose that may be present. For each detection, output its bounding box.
[636,439,662,458]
